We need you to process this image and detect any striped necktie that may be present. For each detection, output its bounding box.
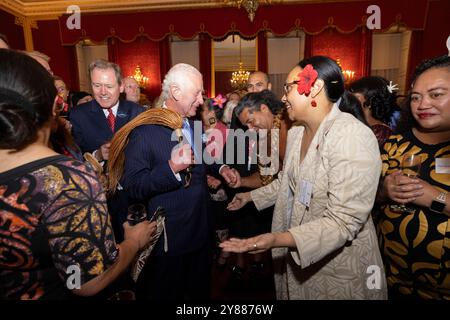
[107,109,115,132]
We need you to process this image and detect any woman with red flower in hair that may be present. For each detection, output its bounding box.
[222,56,387,299]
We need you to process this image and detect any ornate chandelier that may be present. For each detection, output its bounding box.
[225,0,276,22]
[230,38,250,89]
[231,62,250,89]
[130,65,148,88]
[336,58,356,84]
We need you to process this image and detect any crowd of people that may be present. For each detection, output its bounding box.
[0,31,449,300]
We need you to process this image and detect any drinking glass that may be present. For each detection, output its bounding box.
[127,204,147,226]
[390,154,422,213]
[401,154,422,179]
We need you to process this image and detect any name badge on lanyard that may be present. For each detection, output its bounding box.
[299,179,313,207]
[436,158,450,174]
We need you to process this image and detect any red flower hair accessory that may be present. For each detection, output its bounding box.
[212,94,227,109]
[297,64,318,96]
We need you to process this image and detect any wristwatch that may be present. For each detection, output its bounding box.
[430,192,447,213]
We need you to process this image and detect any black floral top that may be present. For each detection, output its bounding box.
[0,155,117,300]
[378,130,450,299]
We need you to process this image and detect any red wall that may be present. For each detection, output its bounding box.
[0,9,25,50]
[421,0,450,59]
[32,19,79,91]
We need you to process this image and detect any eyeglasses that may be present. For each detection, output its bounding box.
[283,80,299,95]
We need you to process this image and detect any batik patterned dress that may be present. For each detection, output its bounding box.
[378,130,450,299]
[0,155,117,299]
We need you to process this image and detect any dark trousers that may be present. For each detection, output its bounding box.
[136,242,212,300]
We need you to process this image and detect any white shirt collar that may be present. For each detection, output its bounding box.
[102,101,119,117]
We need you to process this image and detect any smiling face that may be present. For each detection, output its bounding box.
[91,67,123,109]
[410,67,450,132]
[200,102,215,126]
[123,77,140,103]
[175,72,204,118]
[281,66,310,122]
[237,105,273,131]
[246,72,271,93]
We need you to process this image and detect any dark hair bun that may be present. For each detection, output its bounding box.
[0,49,56,150]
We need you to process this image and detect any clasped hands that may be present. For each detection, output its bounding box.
[383,170,436,208]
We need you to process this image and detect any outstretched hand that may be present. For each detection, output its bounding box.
[227,192,251,211]
[219,233,275,254]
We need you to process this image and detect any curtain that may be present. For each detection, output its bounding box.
[159,36,172,79]
[360,28,372,77]
[107,37,119,63]
[257,31,268,73]
[304,34,312,59]
[406,30,424,87]
[106,36,162,99]
[199,33,212,97]
[59,0,429,45]
[308,27,371,80]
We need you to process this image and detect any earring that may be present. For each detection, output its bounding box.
[311,99,317,107]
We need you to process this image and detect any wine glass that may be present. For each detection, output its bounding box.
[127,204,147,226]
[401,154,422,179]
[391,154,422,213]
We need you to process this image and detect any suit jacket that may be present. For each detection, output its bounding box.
[70,99,144,154]
[121,121,221,256]
[251,104,387,300]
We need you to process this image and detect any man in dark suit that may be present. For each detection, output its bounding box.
[70,59,144,160]
[121,63,237,300]
[70,59,144,241]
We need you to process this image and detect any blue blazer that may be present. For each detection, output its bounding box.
[121,122,221,256]
[70,99,144,153]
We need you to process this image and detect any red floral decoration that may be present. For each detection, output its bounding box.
[297,64,318,96]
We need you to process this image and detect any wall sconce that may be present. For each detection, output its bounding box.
[131,65,148,88]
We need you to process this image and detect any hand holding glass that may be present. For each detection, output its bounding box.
[391,154,422,213]
[127,204,147,226]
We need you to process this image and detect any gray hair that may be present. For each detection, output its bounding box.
[161,63,202,101]
[88,59,123,85]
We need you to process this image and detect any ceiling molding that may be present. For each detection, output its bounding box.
[1,0,232,18]
[1,0,363,19]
